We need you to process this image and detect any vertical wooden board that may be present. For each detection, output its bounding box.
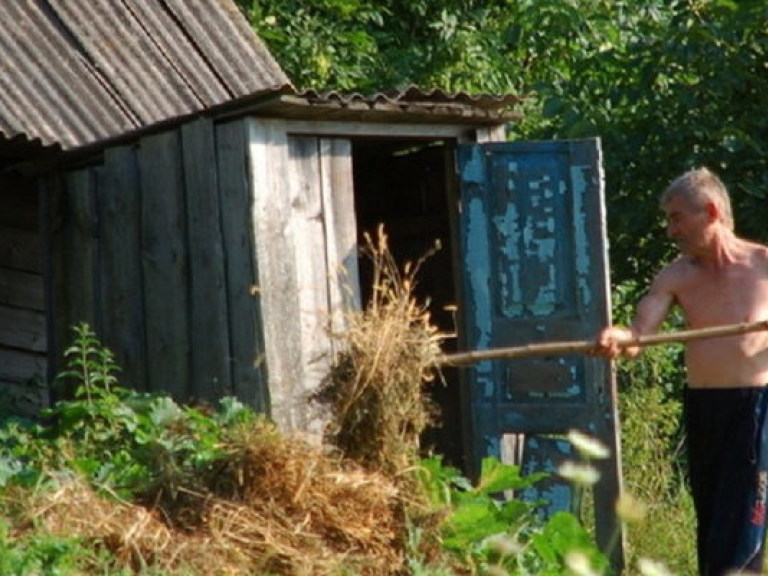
[64,168,100,333]
[215,120,269,413]
[40,174,68,388]
[247,118,303,433]
[138,130,190,400]
[319,138,360,345]
[101,145,148,391]
[181,118,232,403]
[287,135,332,437]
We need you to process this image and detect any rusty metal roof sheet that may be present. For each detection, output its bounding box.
[214,85,522,126]
[0,0,290,152]
[308,87,521,110]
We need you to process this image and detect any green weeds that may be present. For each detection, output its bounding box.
[410,454,608,576]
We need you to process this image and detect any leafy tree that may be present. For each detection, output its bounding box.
[237,0,768,284]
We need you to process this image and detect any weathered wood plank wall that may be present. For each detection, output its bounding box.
[38,115,361,431]
[216,121,269,411]
[247,119,359,436]
[46,118,269,411]
[0,176,47,414]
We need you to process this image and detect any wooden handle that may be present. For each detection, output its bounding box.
[438,319,768,366]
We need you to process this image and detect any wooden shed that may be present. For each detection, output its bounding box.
[0,0,624,564]
[0,0,511,442]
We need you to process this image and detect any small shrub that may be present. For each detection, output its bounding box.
[412,455,608,576]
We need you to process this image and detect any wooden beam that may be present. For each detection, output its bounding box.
[281,119,477,140]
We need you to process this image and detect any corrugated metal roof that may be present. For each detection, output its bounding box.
[301,86,521,118]
[0,0,290,152]
[212,85,522,126]
[308,87,522,110]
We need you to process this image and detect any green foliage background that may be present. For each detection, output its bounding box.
[237,0,768,285]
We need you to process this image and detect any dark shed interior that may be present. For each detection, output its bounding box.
[351,138,464,467]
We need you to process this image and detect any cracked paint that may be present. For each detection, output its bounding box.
[571,166,592,308]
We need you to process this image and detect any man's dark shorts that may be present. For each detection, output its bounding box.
[684,386,768,576]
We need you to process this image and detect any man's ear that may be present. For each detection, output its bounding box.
[705,201,719,222]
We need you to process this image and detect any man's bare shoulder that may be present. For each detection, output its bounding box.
[733,238,768,272]
[654,256,694,285]
[746,240,768,261]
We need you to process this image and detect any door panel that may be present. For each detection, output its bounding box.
[457,138,623,567]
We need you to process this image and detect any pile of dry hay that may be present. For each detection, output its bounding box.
[9,229,450,575]
[313,227,447,476]
[8,420,406,575]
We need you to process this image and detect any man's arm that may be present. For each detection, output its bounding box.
[594,268,677,359]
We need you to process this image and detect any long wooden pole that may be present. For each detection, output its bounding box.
[438,319,768,366]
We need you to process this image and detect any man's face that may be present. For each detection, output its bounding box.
[662,195,709,255]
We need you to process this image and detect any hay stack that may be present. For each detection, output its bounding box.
[198,419,404,575]
[314,227,447,476]
[11,422,406,575]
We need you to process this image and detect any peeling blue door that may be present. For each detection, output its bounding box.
[457,138,623,564]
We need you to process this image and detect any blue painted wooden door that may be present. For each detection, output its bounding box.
[456,138,622,562]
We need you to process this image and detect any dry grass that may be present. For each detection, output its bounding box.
[9,420,406,575]
[314,227,448,476]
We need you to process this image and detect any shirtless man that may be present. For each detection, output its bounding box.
[593,167,768,576]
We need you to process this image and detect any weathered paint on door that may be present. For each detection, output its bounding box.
[457,138,623,565]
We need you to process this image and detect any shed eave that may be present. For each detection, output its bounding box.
[239,94,520,126]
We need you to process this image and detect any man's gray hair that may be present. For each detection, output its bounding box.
[661,167,734,231]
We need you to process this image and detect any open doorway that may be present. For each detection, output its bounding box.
[351,138,464,468]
